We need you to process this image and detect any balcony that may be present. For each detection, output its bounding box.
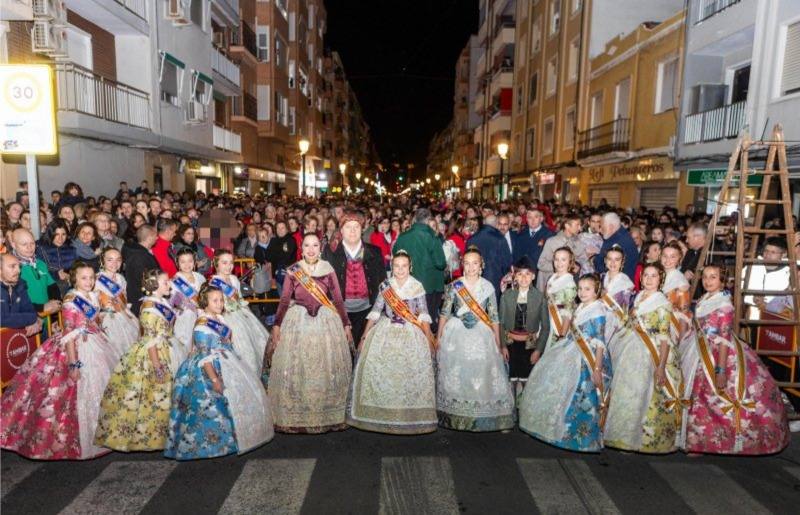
[577,118,630,160]
[489,66,513,99]
[230,22,258,63]
[683,100,747,144]
[232,92,258,123]
[211,47,241,93]
[492,24,515,59]
[213,124,242,153]
[487,111,511,137]
[695,0,742,24]
[211,0,240,26]
[55,62,150,130]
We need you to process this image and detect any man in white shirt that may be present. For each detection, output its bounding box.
[745,237,791,319]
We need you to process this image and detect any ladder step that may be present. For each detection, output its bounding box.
[756,350,800,357]
[748,199,788,205]
[739,289,799,296]
[742,228,791,234]
[742,258,795,265]
[739,319,799,326]
[754,171,784,176]
[708,251,736,256]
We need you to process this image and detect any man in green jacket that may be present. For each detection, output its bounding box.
[393,208,447,331]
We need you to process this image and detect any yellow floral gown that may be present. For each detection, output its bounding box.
[95,296,177,451]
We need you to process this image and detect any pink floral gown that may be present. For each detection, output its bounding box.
[685,291,790,455]
[0,290,119,460]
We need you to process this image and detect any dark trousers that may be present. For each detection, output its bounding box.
[347,308,371,344]
[426,291,443,334]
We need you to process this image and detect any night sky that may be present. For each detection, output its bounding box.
[324,0,479,173]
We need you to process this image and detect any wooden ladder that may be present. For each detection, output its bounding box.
[690,125,800,395]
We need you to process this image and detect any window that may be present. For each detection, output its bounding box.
[257,85,270,120]
[289,106,296,135]
[526,127,536,159]
[289,60,296,88]
[276,0,288,19]
[257,25,270,62]
[192,72,212,104]
[730,64,750,103]
[550,0,561,35]
[547,55,558,97]
[615,77,630,119]
[531,16,541,53]
[190,0,206,31]
[543,117,554,155]
[655,57,677,113]
[514,134,522,162]
[529,72,538,104]
[564,106,575,149]
[568,37,579,82]
[159,52,184,107]
[571,0,582,15]
[782,22,800,95]
[590,91,603,127]
[275,36,285,68]
[289,12,296,42]
[516,85,523,111]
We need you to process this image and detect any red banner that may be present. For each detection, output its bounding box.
[1,328,39,389]
[757,311,797,368]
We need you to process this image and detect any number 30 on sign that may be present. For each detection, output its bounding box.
[0,64,58,155]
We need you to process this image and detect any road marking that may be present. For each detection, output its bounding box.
[785,466,800,481]
[219,459,316,514]
[379,457,460,515]
[517,458,621,514]
[1,460,41,500]
[58,461,176,514]
[652,463,770,514]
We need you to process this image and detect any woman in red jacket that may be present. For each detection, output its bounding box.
[369,216,396,270]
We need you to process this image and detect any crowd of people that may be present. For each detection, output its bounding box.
[0,179,794,461]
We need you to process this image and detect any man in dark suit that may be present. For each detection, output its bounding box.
[467,214,512,301]
[593,212,639,278]
[322,211,385,345]
[122,224,159,315]
[513,208,554,267]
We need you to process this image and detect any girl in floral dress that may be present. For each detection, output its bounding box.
[1,261,118,460]
[209,249,269,374]
[164,285,274,460]
[348,251,438,434]
[436,247,514,432]
[684,265,790,455]
[170,248,206,371]
[95,270,178,451]
[95,247,139,360]
[520,274,611,452]
[600,245,635,363]
[604,263,683,454]
[268,233,353,433]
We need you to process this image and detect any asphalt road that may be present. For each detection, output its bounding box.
[3,429,800,514]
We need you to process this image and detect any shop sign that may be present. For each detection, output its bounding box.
[686,168,763,187]
[586,158,677,184]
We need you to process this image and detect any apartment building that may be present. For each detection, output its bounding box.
[1,0,243,197]
[577,10,693,209]
[508,0,683,203]
[452,35,481,197]
[675,0,800,216]
[426,120,455,193]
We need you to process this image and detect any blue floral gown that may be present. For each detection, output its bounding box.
[519,299,612,452]
[164,315,273,460]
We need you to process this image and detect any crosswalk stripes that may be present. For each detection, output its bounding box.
[517,458,621,514]
[651,463,771,515]
[218,458,316,514]
[0,460,41,500]
[379,457,460,515]
[58,461,176,515]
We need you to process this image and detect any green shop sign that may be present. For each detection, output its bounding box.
[686,168,763,187]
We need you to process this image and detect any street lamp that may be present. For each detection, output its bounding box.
[339,162,346,193]
[299,138,310,196]
[497,142,509,200]
[451,164,459,194]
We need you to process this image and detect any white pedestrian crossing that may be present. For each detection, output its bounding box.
[1,460,41,500]
[517,458,621,514]
[58,461,176,514]
[379,456,460,515]
[218,458,316,514]
[651,463,770,514]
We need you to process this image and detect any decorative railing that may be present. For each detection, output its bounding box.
[683,101,747,144]
[212,47,241,86]
[213,124,242,153]
[577,118,630,159]
[696,0,742,24]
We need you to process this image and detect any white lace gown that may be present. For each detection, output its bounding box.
[436,277,515,432]
[95,271,139,361]
[170,271,206,367]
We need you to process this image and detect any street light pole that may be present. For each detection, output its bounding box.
[451,164,459,197]
[339,162,346,194]
[497,142,509,201]
[299,138,310,197]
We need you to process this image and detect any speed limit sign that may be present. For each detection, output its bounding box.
[0,64,57,155]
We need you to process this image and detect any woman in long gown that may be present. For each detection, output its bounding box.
[170,248,206,370]
[600,245,635,363]
[436,247,514,432]
[660,242,697,446]
[209,249,269,374]
[164,285,274,460]
[520,274,611,452]
[604,263,683,454]
[95,270,177,451]
[1,261,118,460]
[348,251,438,434]
[268,233,353,433]
[95,247,139,360]
[684,265,790,455]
